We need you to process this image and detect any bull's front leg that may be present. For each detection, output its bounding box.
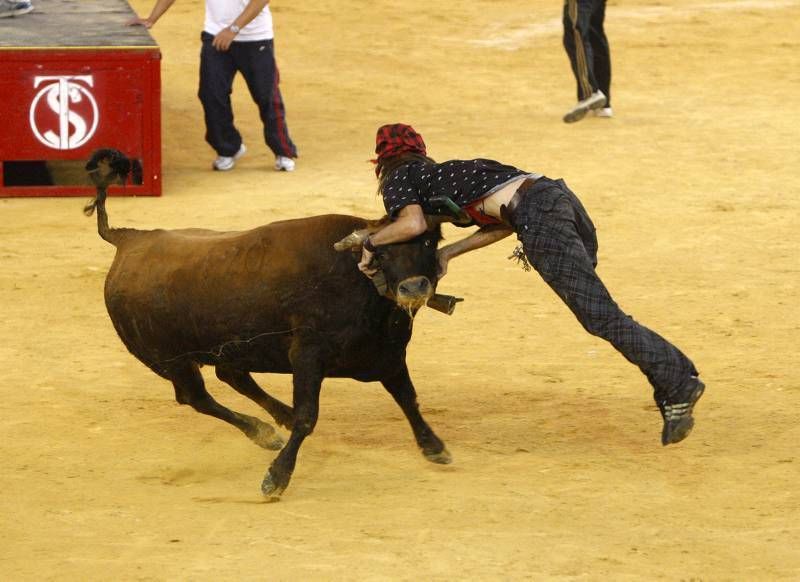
[381,364,451,464]
[261,343,323,500]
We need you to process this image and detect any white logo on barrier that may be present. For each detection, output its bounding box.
[29,75,99,150]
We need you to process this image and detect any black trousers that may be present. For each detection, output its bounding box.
[199,32,297,158]
[562,0,611,105]
[511,178,697,395]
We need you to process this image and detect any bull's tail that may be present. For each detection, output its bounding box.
[83,186,115,243]
[82,149,142,246]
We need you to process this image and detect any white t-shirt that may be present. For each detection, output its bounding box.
[204,0,274,41]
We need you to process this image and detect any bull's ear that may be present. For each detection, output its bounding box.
[333,229,370,251]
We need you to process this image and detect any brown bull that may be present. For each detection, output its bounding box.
[84,149,451,499]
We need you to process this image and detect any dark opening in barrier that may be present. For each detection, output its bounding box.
[2,159,145,187]
[2,161,54,186]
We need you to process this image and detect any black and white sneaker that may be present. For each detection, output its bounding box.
[212,143,246,171]
[274,155,295,172]
[0,0,34,18]
[658,376,705,446]
[563,91,607,123]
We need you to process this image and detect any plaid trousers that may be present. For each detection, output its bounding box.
[511,178,697,394]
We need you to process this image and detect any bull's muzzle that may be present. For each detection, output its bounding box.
[395,276,434,310]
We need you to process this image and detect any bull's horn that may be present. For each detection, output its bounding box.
[424,213,471,228]
[333,229,370,251]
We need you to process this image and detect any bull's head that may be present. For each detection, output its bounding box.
[334,219,443,314]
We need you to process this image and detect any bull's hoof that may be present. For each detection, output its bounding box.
[423,447,452,465]
[261,471,287,501]
[248,421,284,451]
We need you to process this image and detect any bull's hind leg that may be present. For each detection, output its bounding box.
[381,364,451,464]
[215,366,295,430]
[169,362,284,450]
[261,343,323,500]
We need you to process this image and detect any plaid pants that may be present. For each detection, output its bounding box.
[512,178,697,394]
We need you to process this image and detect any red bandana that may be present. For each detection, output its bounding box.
[372,124,427,176]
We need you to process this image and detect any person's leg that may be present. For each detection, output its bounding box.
[198,32,242,157]
[589,0,612,107]
[563,0,599,102]
[514,180,701,442]
[232,39,297,160]
[562,0,607,122]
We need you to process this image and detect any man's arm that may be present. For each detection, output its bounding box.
[126,0,177,28]
[357,205,427,275]
[436,224,514,278]
[213,0,270,51]
[369,204,427,246]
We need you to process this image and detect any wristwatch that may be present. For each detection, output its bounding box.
[229,24,240,34]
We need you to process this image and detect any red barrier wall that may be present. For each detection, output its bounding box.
[0,0,161,197]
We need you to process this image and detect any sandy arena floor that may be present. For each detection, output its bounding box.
[2,0,799,579]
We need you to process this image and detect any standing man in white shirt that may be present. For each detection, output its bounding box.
[129,0,298,172]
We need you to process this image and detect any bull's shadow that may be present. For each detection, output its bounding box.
[84,148,457,500]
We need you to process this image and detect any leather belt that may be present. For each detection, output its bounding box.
[502,177,539,225]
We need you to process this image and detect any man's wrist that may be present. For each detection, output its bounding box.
[363,236,377,253]
[229,24,241,34]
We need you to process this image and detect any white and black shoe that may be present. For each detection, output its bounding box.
[274,155,295,172]
[657,376,705,446]
[0,0,34,17]
[212,143,246,171]
[563,91,607,123]
[592,107,614,118]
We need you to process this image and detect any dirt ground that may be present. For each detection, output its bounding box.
[2,0,799,579]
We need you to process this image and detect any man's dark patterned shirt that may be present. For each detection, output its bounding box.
[381,159,527,218]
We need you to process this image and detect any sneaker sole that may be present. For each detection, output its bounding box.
[661,379,705,446]
[564,95,607,123]
[563,107,589,123]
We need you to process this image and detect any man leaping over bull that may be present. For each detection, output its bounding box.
[357,123,705,446]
